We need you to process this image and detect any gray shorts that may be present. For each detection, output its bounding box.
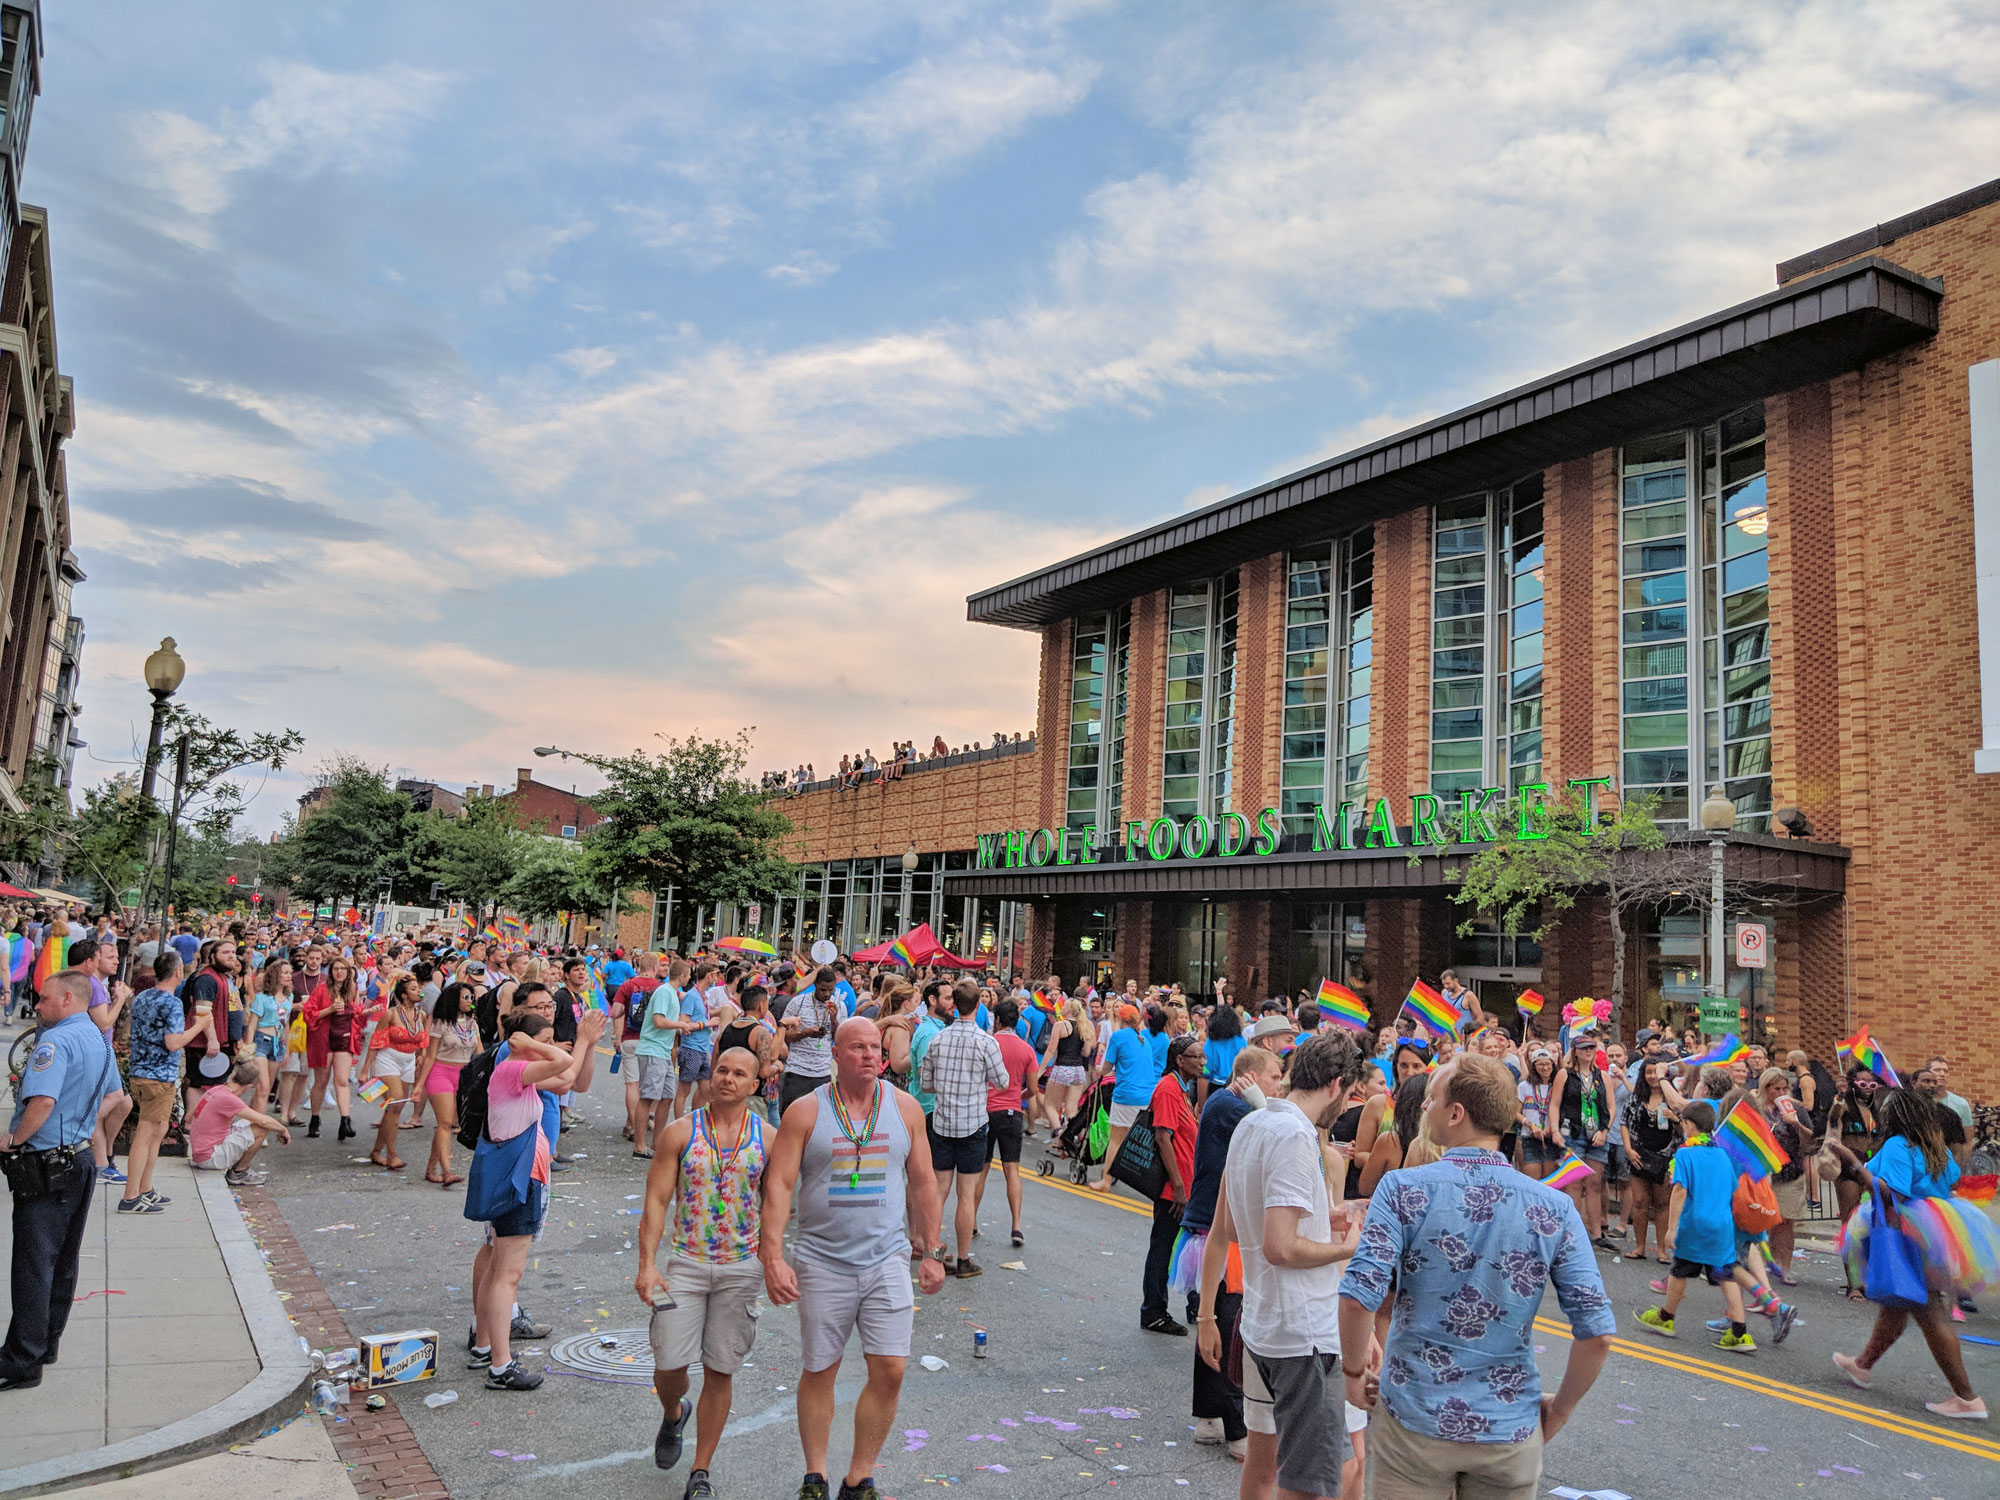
[637,1054,677,1101]
[648,1257,764,1375]
[1245,1347,1348,1498]
[794,1253,915,1372]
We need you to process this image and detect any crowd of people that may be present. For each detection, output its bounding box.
[761,732,1031,795]
[4,902,1996,1500]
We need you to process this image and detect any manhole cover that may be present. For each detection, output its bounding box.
[549,1328,653,1380]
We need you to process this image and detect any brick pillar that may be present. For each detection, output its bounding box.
[1232,554,1284,814]
[1541,895,1614,1042]
[1365,898,1422,1023]
[1123,590,1167,826]
[1790,897,1846,1060]
[1025,899,1056,982]
[1035,623,1071,832]
[1227,899,1279,1001]
[1372,512,1423,811]
[1542,457,1598,791]
[1766,382,1842,838]
[1115,900,1156,990]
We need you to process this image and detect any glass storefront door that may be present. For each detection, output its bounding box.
[1169,902,1229,996]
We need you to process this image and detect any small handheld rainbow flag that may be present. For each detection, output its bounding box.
[32,929,66,990]
[1835,1026,1900,1087]
[1031,990,1062,1016]
[1401,979,1461,1040]
[886,935,914,968]
[1514,987,1546,1018]
[1317,979,1370,1032]
[500,915,526,940]
[1717,1100,1789,1180]
[1683,1032,1748,1068]
[481,922,502,945]
[1544,1153,1595,1191]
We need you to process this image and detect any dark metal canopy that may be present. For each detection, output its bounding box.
[941,832,1848,901]
[967,255,1941,629]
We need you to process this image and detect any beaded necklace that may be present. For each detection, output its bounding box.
[696,1106,755,1181]
[827,1080,882,1191]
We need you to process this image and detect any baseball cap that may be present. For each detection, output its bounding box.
[1251,1014,1297,1040]
[1635,1028,1655,1046]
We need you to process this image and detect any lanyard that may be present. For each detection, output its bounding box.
[827,1082,881,1191]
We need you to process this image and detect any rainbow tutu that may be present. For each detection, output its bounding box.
[1840,1193,2000,1297]
[1167,1226,1208,1298]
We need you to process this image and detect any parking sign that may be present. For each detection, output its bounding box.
[1734,922,1767,969]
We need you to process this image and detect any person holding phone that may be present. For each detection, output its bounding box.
[778,966,846,1117]
[1758,1067,1810,1284]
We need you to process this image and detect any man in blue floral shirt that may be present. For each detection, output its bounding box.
[1338,1055,1614,1500]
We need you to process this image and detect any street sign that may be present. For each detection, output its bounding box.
[1734,922,1768,969]
[1698,994,1738,1034]
[747,902,761,928]
[118,888,141,909]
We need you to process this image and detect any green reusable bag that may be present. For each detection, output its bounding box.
[1088,1100,1110,1161]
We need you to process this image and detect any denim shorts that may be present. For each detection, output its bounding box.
[485,1179,548,1241]
[255,1035,280,1060]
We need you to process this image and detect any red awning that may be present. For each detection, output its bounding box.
[0,883,39,898]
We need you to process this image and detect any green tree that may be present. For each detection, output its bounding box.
[69,775,155,907]
[409,794,525,919]
[284,758,410,910]
[0,754,77,873]
[1448,790,1711,1014]
[504,836,610,921]
[570,730,793,918]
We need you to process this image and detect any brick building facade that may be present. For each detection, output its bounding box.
[745,179,2000,1100]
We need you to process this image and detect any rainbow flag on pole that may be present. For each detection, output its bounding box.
[1401,979,1461,1040]
[481,922,502,945]
[1317,978,1370,1032]
[1835,1025,1900,1087]
[1514,987,1546,1018]
[886,935,914,968]
[500,915,526,940]
[1683,1032,1749,1069]
[32,929,66,990]
[1717,1100,1790,1180]
[1544,1153,1595,1191]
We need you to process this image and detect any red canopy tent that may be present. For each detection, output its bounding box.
[0,883,38,899]
[849,922,985,970]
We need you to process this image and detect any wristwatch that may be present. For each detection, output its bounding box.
[925,1247,951,1264]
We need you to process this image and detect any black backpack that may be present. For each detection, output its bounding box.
[455,1044,502,1150]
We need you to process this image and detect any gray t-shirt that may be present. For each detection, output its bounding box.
[794,1081,912,1271]
[782,990,847,1079]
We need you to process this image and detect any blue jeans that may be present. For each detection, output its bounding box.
[1,1148,98,1376]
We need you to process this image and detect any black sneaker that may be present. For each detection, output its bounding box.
[511,1309,552,1339]
[683,1470,715,1500]
[485,1359,543,1391]
[655,1396,692,1470]
[797,1474,831,1500]
[1142,1314,1189,1336]
[467,1346,494,1369]
[467,1323,478,1351]
[838,1478,881,1500]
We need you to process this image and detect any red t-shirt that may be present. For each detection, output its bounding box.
[613,977,661,1040]
[988,1031,1041,1113]
[1149,1074,1198,1203]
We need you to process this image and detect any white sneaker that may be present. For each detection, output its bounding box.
[1193,1417,1225,1445]
[1227,1438,1247,1463]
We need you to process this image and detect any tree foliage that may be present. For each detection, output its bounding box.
[153,706,306,840]
[1449,790,1710,1013]
[407,794,525,916]
[573,731,793,914]
[282,757,409,908]
[504,836,610,921]
[69,775,155,906]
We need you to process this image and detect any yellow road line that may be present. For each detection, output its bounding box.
[1533,1317,2000,1462]
[1021,1162,1152,1217]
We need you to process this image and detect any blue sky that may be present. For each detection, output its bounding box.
[38,1,2000,828]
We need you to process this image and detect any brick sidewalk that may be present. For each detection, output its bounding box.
[238,1186,450,1500]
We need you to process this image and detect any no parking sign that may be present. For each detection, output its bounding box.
[1734,922,1767,968]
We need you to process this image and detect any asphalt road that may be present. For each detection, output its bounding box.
[258,1072,2000,1500]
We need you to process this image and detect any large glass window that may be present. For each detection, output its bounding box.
[1066,613,1110,835]
[1501,477,1545,791]
[1429,485,1538,798]
[1287,902,1368,999]
[1281,532,1373,836]
[1162,573,1239,820]
[1619,431,1693,824]
[1105,608,1132,836]
[1620,404,1768,830]
[1430,497,1488,795]
[1701,408,1771,830]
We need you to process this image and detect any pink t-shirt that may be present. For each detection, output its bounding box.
[486,1057,552,1185]
[189,1089,246,1163]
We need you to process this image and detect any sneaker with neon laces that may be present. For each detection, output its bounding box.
[1715,1330,1757,1354]
[1635,1307,1676,1337]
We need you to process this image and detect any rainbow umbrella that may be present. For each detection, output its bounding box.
[715,935,777,957]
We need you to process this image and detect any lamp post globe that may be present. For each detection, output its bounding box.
[1698,785,1735,832]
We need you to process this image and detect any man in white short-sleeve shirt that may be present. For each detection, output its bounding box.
[1197,1030,1366,1500]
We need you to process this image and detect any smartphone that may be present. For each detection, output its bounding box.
[650,1286,678,1312]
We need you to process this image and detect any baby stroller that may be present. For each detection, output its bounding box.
[1040,1075,1114,1185]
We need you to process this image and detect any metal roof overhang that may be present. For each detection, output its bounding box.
[940,832,1849,901]
[967,256,1941,629]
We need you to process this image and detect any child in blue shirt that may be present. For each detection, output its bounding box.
[1637,1101,1755,1352]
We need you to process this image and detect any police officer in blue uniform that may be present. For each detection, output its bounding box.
[0,969,117,1390]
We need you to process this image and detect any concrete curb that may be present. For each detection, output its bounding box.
[0,1172,315,1497]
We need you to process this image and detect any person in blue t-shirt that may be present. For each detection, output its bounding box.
[601,950,635,993]
[1637,1101,1753,1351]
[1092,1004,1159,1193]
[1014,993,1049,1051]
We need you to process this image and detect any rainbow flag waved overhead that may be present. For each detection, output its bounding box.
[1317,978,1370,1032]
[1514,987,1546,1018]
[1717,1100,1789,1180]
[32,929,66,990]
[886,935,914,968]
[481,922,502,945]
[1683,1032,1749,1069]
[500,915,526,940]
[1544,1153,1595,1191]
[1401,979,1461,1040]
[7,931,32,983]
[1835,1025,1900,1087]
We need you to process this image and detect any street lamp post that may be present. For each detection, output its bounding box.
[159,735,191,927]
[139,638,186,805]
[1698,785,1735,1007]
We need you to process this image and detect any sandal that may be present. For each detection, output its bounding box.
[634,1148,655,1160]
[385,1158,408,1171]
[369,1150,391,1168]
[1846,1285,1868,1302]
[441,1173,464,1188]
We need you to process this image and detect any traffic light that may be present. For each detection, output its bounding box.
[251,893,262,904]
[226,875,238,886]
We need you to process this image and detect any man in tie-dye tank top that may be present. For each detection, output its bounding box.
[636,1046,771,1500]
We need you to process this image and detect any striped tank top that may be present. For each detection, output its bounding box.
[794,1080,912,1271]
[672,1108,767,1265]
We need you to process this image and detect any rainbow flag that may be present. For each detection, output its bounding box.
[1959,1175,1997,1206]
[1514,987,1546,1018]
[1717,1100,1789,1180]
[32,929,66,990]
[1401,980,1461,1040]
[1031,990,1061,1016]
[1683,1032,1748,1068]
[1835,1026,1899,1087]
[481,922,502,945]
[7,932,32,983]
[1317,979,1370,1032]
[887,935,914,968]
[500,915,526,939]
[1544,1153,1595,1191]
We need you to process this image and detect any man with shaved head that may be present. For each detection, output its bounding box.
[761,1017,944,1500]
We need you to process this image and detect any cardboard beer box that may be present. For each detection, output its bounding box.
[359,1329,439,1388]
